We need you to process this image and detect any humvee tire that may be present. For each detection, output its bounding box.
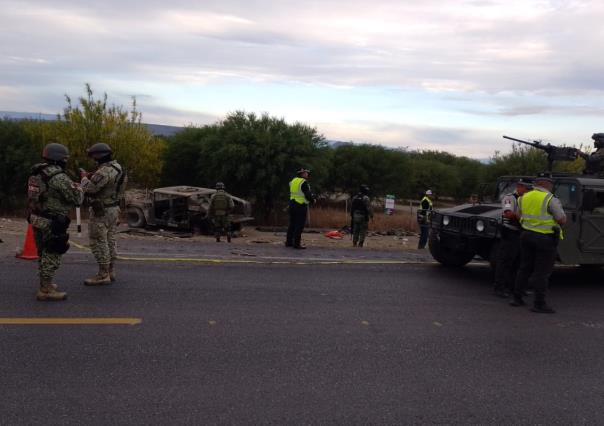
[428,231,475,267]
[127,207,146,228]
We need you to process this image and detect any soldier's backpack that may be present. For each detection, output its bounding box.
[351,194,368,218]
[27,164,65,215]
[211,192,229,215]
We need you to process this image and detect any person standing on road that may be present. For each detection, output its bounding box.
[351,184,373,247]
[27,143,82,301]
[285,168,314,249]
[208,182,235,242]
[80,143,126,286]
[493,179,532,298]
[510,173,566,313]
[417,190,433,249]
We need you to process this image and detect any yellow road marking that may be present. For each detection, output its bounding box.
[0,318,142,325]
[70,238,446,266]
[115,255,434,265]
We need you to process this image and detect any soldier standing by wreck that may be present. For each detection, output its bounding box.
[208,182,235,242]
[350,184,373,247]
[28,143,82,301]
[80,143,126,286]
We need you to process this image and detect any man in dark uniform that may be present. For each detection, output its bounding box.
[493,179,532,298]
[350,184,373,247]
[285,168,314,249]
[417,189,433,249]
[510,173,566,313]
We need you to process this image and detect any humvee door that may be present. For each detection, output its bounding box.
[579,188,604,253]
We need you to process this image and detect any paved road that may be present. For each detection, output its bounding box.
[2,253,604,425]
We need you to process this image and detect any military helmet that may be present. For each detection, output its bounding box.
[592,133,604,148]
[42,143,69,162]
[87,143,113,159]
[360,184,370,195]
[215,182,225,190]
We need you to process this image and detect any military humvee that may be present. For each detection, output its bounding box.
[429,174,604,268]
[125,186,253,233]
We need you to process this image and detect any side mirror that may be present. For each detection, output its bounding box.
[583,189,596,211]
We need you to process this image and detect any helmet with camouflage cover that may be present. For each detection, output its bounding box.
[42,143,69,162]
[215,182,225,190]
[87,143,113,161]
[592,133,604,149]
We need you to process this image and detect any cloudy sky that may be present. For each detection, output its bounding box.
[1,0,603,157]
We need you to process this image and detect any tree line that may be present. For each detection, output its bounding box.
[0,85,589,217]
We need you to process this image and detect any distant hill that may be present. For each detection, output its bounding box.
[0,111,184,137]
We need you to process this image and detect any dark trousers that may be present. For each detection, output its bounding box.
[513,231,558,305]
[286,202,308,247]
[418,224,430,249]
[494,227,521,292]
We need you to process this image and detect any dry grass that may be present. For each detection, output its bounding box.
[307,206,419,233]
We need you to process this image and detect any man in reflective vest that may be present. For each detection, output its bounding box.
[417,189,433,249]
[285,168,314,249]
[510,173,566,313]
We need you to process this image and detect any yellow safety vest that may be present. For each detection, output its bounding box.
[289,177,308,204]
[519,189,563,238]
[420,196,433,210]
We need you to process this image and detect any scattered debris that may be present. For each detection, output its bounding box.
[325,230,344,239]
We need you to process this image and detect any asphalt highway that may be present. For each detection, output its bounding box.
[2,253,604,425]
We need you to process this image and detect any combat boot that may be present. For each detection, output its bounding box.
[109,262,116,282]
[227,232,232,243]
[215,232,221,242]
[358,241,364,248]
[84,264,112,286]
[36,278,67,301]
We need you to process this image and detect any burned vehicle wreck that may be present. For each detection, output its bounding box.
[125,186,253,233]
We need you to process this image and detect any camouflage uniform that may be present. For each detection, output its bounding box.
[81,160,125,282]
[208,189,234,242]
[351,193,372,247]
[29,164,82,284]
[584,148,604,176]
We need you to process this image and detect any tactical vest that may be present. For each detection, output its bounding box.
[290,177,308,204]
[519,189,562,238]
[351,195,368,216]
[27,164,65,215]
[211,191,229,215]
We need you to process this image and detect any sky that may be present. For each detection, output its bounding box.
[1,0,603,158]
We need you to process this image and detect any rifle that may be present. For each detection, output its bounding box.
[503,135,579,171]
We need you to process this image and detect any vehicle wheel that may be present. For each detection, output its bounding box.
[126,207,146,228]
[428,231,475,267]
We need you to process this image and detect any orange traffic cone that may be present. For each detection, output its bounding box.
[16,224,39,260]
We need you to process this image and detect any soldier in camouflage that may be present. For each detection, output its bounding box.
[580,133,604,176]
[208,182,235,242]
[28,143,82,301]
[80,143,126,285]
[350,185,373,247]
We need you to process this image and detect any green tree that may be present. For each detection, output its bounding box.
[162,111,330,220]
[0,119,39,211]
[24,84,166,187]
[328,143,412,197]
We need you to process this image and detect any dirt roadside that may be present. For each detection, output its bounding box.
[1,217,424,257]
